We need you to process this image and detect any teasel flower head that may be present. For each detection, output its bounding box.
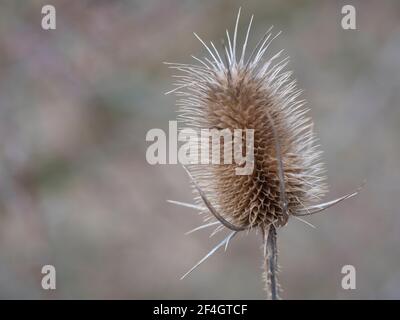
[166,8,360,299]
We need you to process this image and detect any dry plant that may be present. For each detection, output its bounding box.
[166,8,360,299]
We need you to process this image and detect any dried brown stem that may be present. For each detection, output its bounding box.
[263,225,280,300]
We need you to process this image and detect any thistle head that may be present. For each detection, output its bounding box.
[167,9,327,230]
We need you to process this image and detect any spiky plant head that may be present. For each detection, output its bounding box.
[167,10,327,231]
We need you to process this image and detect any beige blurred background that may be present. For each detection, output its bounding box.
[0,0,399,299]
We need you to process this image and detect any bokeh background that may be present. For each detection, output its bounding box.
[0,0,399,299]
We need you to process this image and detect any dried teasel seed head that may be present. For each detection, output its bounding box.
[166,11,327,231]
[166,10,361,298]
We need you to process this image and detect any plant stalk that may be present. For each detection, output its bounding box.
[263,225,279,300]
